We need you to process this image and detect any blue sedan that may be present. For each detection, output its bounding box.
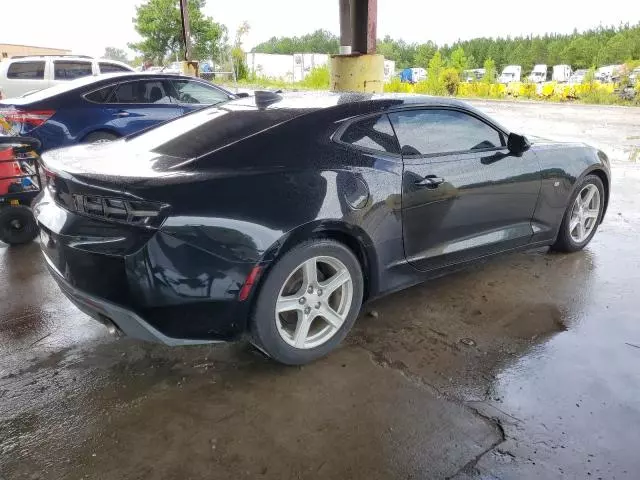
[0,73,238,151]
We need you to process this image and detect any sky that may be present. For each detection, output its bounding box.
[2,0,640,58]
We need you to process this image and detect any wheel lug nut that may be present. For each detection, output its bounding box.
[307,286,314,294]
[304,306,311,315]
[299,297,306,304]
[314,302,321,309]
[317,289,323,296]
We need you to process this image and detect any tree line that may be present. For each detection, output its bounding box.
[253,23,640,72]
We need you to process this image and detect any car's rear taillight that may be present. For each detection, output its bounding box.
[69,193,167,228]
[0,107,55,134]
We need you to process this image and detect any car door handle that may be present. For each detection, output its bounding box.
[113,111,130,117]
[415,175,445,188]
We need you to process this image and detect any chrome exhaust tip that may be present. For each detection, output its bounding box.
[98,315,123,338]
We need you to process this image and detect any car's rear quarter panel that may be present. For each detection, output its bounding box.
[154,106,406,305]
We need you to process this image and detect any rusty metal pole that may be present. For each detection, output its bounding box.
[331,0,383,92]
[350,0,366,54]
[339,0,352,55]
[179,0,192,62]
[366,0,377,54]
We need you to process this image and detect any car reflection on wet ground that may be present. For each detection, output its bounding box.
[2,102,640,479]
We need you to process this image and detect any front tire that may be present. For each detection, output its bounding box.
[250,239,364,365]
[552,174,605,253]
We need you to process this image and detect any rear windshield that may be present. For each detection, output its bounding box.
[125,104,305,159]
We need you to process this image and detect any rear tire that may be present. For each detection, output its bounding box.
[552,174,605,253]
[250,239,364,365]
[82,131,119,144]
[0,205,39,245]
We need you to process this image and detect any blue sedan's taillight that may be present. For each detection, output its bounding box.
[0,107,55,135]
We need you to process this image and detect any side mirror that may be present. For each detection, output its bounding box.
[507,133,530,155]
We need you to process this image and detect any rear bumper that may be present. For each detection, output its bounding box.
[43,252,219,346]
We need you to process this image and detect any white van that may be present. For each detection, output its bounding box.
[0,55,134,99]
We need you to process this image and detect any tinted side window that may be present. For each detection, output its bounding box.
[54,61,93,80]
[7,62,45,79]
[84,85,116,103]
[99,62,130,73]
[170,80,229,104]
[340,115,399,154]
[389,109,504,156]
[111,80,172,104]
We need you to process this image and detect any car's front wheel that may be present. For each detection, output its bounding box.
[250,239,364,365]
[552,174,605,252]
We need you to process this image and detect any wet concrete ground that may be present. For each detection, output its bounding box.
[2,102,640,479]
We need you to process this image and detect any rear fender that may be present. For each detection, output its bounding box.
[258,220,379,301]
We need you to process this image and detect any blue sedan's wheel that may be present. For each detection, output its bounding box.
[82,131,120,144]
[250,239,364,365]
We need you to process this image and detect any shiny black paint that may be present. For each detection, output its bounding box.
[34,93,611,342]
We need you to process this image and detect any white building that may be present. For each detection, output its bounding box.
[247,52,395,83]
[246,53,328,83]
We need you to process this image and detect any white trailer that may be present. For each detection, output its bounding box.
[552,65,572,83]
[246,53,295,82]
[528,64,548,83]
[383,60,395,82]
[596,65,623,83]
[292,54,329,82]
[498,65,521,84]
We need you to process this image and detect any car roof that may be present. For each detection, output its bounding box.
[0,73,216,105]
[7,55,94,60]
[224,90,471,112]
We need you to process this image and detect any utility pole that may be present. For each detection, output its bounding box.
[179,0,192,62]
[178,0,198,76]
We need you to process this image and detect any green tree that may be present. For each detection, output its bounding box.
[440,68,460,94]
[414,42,437,68]
[231,21,250,80]
[427,51,445,94]
[482,58,496,83]
[129,0,225,64]
[376,36,417,70]
[466,53,477,69]
[252,29,339,55]
[449,46,468,73]
[103,47,129,63]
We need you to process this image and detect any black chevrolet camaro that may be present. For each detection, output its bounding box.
[34,92,610,364]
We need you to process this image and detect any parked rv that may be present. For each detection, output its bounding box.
[596,65,623,83]
[462,69,485,82]
[552,65,573,83]
[528,65,549,83]
[498,65,521,84]
[569,69,588,85]
[400,67,427,84]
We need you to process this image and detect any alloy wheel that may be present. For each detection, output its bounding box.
[569,183,601,243]
[275,256,353,349]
